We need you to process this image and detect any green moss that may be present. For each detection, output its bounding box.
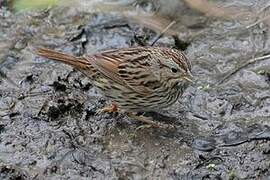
[13,0,58,11]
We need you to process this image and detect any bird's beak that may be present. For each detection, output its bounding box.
[184,71,193,82]
[182,76,193,82]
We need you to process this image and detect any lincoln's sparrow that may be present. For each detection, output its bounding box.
[37,47,192,128]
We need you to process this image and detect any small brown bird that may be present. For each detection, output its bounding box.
[37,46,192,128]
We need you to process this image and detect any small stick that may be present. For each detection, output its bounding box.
[246,14,270,29]
[218,53,270,84]
[151,20,176,46]
[258,3,270,14]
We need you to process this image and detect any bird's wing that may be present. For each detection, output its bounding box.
[86,47,158,95]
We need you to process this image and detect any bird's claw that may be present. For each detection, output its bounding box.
[96,103,118,114]
[127,113,176,130]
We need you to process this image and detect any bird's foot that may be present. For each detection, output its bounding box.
[127,112,176,130]
[96,103,118,114]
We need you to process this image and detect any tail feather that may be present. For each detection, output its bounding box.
[36,48,90,69]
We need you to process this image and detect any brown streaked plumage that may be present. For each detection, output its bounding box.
[36,46,192,114]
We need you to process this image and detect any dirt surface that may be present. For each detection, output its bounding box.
[0,1,270,179]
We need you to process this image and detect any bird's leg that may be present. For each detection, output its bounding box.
[96,102,118,114]
[126,112,176,130]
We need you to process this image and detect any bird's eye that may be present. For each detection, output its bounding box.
[171,68,178,73]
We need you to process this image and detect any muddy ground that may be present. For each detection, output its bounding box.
[0,1,270,179]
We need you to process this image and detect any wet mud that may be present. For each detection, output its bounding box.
[0,1,270,179]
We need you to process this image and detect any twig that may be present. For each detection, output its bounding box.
[246,14,270,29]
[217,128,270,147]
[218,53,270,85]
[258,3,270,14]
[151,20,176,46]
[246,3,270,29]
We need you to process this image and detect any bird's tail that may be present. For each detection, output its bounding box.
[36,48,90,69]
